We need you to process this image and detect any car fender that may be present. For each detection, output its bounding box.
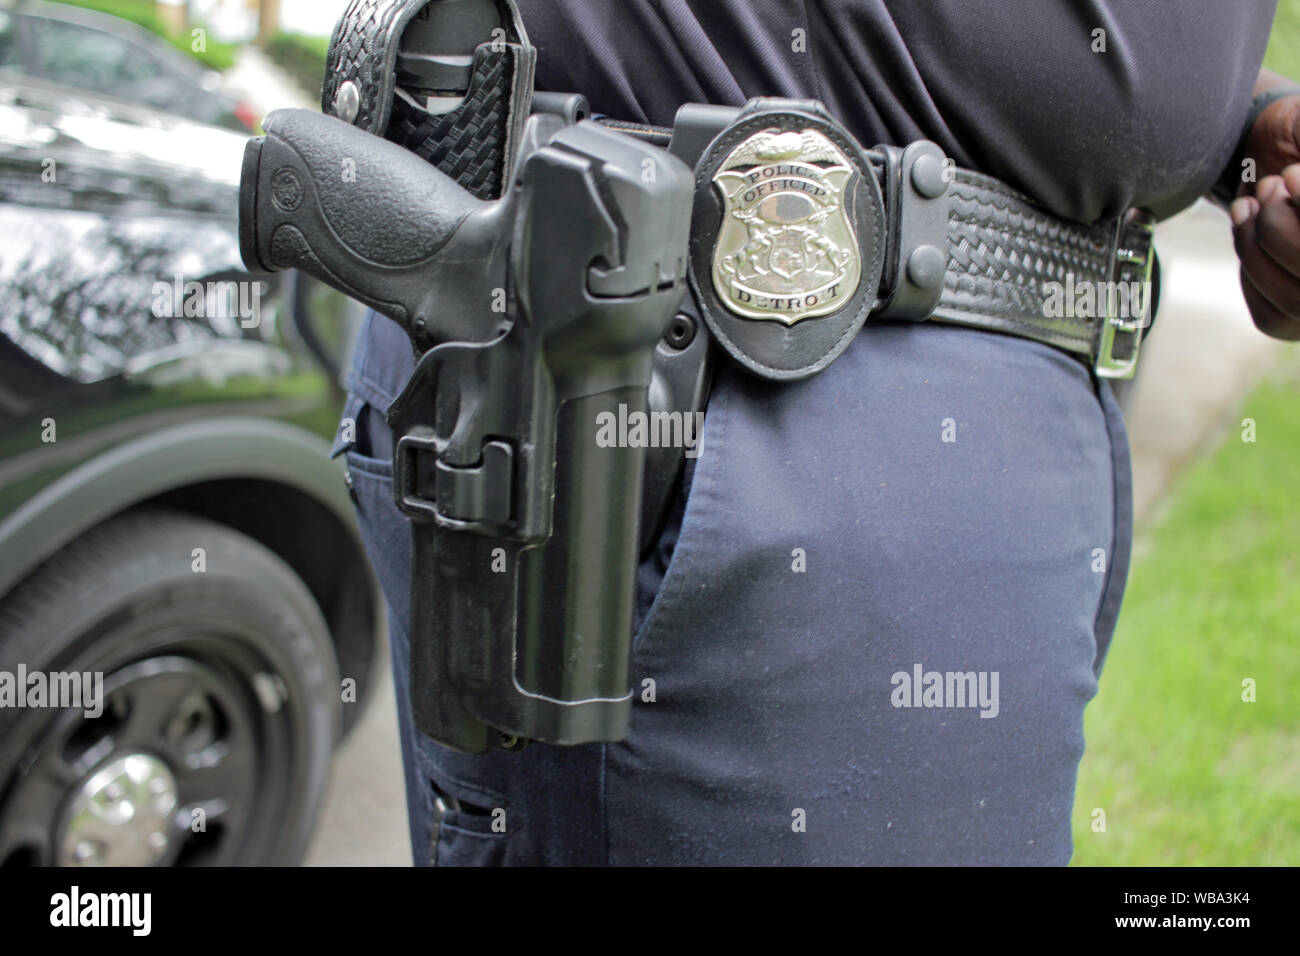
[0,414,359,598]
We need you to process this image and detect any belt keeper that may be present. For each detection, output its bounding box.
[876,140,951,322]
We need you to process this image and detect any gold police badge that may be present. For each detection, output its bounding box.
[711,128,863,324]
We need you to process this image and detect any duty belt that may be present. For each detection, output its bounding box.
[319,2,1156,385]
[602,100,1156,382]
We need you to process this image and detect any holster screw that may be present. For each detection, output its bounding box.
[666,313,695,349]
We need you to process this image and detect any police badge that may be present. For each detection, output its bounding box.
[690,104,885,380]
[712,129,861,324]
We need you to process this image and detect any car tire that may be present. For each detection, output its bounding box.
[0,509,339,866]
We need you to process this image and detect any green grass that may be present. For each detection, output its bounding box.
[1072,354,1300,865]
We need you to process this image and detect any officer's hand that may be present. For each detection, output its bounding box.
[1230,93,1300,341]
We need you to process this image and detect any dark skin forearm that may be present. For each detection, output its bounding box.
[1228,68,1300,340]
[1237,68,1300,190]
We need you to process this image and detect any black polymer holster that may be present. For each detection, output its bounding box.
[241,96,696,752]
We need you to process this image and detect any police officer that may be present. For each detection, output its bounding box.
[335,0,1293,864]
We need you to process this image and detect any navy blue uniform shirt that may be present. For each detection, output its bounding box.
[520,0,1276,222]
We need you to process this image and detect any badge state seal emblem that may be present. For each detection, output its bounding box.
[711,129,862,325]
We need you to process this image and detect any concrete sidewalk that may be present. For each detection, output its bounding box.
[303,636,411,866]
[1124,201,1289,526]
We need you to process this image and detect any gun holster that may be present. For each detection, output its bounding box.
[240,83,694,753]
[384,115,695,753]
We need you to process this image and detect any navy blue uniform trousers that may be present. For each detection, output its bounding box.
[335,302,1131,866]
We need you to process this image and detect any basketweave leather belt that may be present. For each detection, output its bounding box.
[600,99,1157,382]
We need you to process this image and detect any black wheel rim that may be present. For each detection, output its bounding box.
[0,627,301,866]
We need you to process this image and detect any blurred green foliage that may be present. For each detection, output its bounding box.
[265,31,330,100]
[1265,0,1300,78]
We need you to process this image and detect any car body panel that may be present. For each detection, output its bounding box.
[0,1,249,130]
[0,75,381,730]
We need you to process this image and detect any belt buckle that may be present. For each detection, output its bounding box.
[1094,210,1156,379]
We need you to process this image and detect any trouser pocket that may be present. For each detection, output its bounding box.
[429,781,508,867]
[340,388,516,865]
